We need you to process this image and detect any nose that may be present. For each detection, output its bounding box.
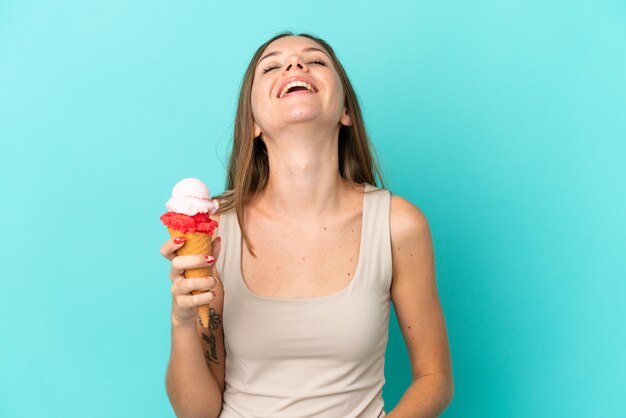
[283,55,308,73]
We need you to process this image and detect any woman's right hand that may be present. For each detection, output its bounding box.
[160,236,222,327]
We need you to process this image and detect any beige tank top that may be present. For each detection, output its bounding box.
[216,183,392,418]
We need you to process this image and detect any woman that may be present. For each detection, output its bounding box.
[161,32,454,418]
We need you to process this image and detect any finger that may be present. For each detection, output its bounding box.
[169,266,185,282]
[172,254,216,271]
[171,277,217,295]
[186,277,218,292]
[211,236,221,261]
[178,291,215,309]
[160,236,187,261]
[191,291,215,306]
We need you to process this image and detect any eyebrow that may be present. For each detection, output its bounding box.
[257,47,330,65]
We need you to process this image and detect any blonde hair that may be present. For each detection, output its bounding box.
[214,31,385,256]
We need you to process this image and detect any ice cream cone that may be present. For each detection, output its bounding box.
[161,178,219,329]
[168,227,213,328]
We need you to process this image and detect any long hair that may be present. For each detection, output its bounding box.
[214,31,385,256]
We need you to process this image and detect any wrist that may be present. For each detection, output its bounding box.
[171,314,197,330]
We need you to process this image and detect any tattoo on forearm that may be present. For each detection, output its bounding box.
[201,307,222,366]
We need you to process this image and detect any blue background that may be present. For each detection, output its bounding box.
[1,1,625,417]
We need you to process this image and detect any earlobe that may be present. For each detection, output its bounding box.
[340,108,352,126]
[253,122,262,138]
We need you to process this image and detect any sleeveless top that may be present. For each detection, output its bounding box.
[216,183,393,418]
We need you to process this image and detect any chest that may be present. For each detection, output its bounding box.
[241,211,363,299]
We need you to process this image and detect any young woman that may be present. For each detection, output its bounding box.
[161,31,454,418]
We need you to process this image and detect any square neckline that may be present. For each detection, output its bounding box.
[237,182,374,302]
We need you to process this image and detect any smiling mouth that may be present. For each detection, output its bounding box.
[278,81,318,98]
[288,86,309,93]
[281,87,317,98]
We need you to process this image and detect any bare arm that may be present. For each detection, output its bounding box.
[166,319,223,418]
[161,227,224,418]
[196,254,226,395]
[386,196,454,418]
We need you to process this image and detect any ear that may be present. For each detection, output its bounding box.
[253,121,262,138]
[340,107,352,126]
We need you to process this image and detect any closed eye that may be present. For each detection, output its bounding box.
[261,64,280,73]
[261,58,327,74]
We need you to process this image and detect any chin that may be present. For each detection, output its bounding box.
[283,109,323,122]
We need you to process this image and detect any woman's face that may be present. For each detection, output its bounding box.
[251,36,351,139]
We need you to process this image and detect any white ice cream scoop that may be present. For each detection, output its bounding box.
[165,177,219,216]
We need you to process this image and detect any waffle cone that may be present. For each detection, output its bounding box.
[168,227,213,328]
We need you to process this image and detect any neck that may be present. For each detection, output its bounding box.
[254,124,351,220]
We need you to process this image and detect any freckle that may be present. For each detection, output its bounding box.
[408,326,411,329]
[347,273,351,276]
[410,253,413,257]
[324,227,327,230]
[351,229,354,233]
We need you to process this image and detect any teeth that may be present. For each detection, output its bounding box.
[279,81,316,98]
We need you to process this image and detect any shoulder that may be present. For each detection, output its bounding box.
[210,191,235,224]
[388,193,435,288]
[389,194,431,244]
[389,195,433,280]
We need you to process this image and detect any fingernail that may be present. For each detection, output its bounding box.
[205,255,216,264]
[174,237,187,244]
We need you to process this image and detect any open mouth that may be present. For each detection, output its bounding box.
[287,86,309,93]
[282,86,314,97]
[278,81,318,98]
